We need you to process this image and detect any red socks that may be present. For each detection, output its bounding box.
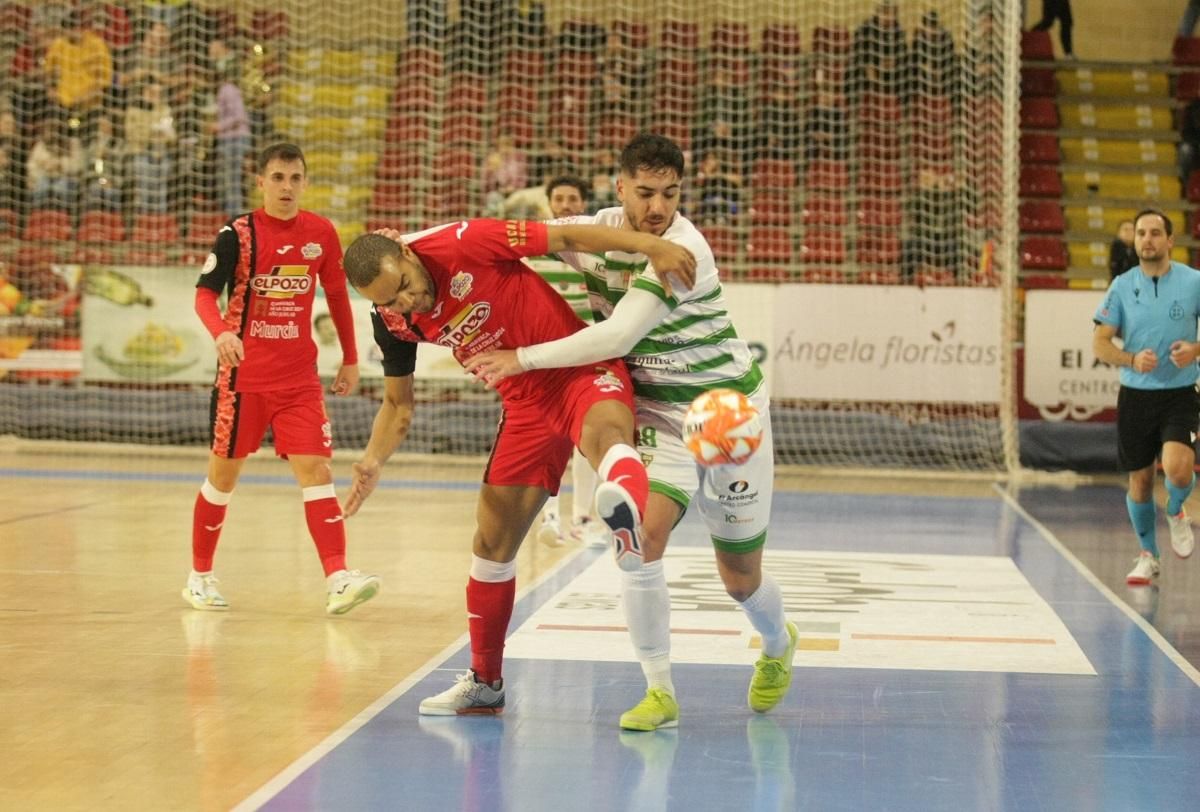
[191,480,232,572]
[466,572,516,685]
[602,445,649,519]
[303,485,346,576]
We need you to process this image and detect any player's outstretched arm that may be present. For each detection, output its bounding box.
[545,223,697,295]
[344,374,414,516]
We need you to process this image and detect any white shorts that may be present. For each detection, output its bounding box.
[635,392,774,552]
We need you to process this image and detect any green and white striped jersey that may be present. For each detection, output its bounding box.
[522,254,595,324]
[559,207,763,409]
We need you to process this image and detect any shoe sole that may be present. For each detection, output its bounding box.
[595,483,644,570]
[1126,577,1156,586]
[181,588,229,611]
[620,717,679,731]
[418,704,504,716]
[327,580,380,616]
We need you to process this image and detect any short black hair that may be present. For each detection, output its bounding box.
[343,233,401,288]
[258,142,307,174]
[619,133,685,178]
[1134,208,1173,237]
[545,174,590,201]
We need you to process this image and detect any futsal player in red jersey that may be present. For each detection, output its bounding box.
[184,142,380,616]
[341,219,696,715]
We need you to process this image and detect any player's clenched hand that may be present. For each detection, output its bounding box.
[342,457,381,517]
[1169,341,1197,369]
[214,331,244,367]
[372,227,404,243]
[646,240,697,297]
[467,349,523,390]
[332,363,359,396]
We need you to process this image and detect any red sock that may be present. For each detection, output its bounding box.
[467,576,516,684]
[607,453,649,519]
[192,489,229,572]
[304,490,346,576]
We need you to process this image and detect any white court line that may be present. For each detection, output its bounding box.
[997,484,1200,688]
[232,544,593,812]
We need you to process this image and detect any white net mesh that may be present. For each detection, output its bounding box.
[0,0,1020,473]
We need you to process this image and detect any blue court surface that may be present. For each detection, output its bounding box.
[242,488,1200,811]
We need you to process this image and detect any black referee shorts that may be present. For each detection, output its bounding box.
[1116,384,1200,471]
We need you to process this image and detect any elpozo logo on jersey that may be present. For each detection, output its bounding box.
[437,302,492,349]
[252,265,312,298]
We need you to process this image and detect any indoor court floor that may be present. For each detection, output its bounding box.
[4,443,1200,811]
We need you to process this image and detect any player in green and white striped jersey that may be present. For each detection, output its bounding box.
[521,176,607,548]
[469,135,797,732]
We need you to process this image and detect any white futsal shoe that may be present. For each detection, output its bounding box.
[419,671,505,716]
[182,571,229,611]
[536,511,565,548]
[326,569,381,615]
[1167,510,1195,559]
[1125,552,1161,586]
[595,481,645,572]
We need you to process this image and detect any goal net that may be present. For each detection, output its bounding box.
[0,0,1020,474]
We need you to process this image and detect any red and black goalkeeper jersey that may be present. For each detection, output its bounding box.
[197,209,347,393]
[371,218,586,403]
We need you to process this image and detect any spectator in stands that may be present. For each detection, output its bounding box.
[906,10,958,106]
[902,165,964,280]
[530,134,577,187]
[697,65,749,148]
[0,107,25,210]
[43,9,113,138]
[82,113,125,212]
[1031,0,1075,59]
[756,85,803,163]
[586,146,619,212]
[26,118,83,210]
[0,141,17,221]
[1178,98,1200,182]
[596,29,646,98]
[852,1,908,97]
[692,149,741,225]
[803,84,848,163]
[213,65,251,217]
[1110,219,1139,279]
[124,80,176,213]
[483,134,529,217]
[406,0,448,47]
[1181,0,1200,37]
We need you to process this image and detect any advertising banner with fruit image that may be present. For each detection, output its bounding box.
[0,261,82,379]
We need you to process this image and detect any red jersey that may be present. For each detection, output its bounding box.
[196,209,354,393]
[372,219,588,403]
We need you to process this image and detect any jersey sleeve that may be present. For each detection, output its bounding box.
[371,308,418,377]
[456,219,549,265]
[1094,281,1123,328]
[195,224,240,294]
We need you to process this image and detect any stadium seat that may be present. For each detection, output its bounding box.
[442,112,485,146]
[556,51,597,86]
[710,55,751,86]
[250,9,289,40]
[857,269,903,285]
[699,224,739,266]
[390,81,437,114]
[446,79,489,114]
[911,130,953,162]
[913,269,959,286]
[399,46,444,79]
[378,147,424,180]
[799,228,846,265]
[497,83,538,115]
[751,158,797,189]
[748,190,792,225]
[855,196,902,228]
[800,267,846,284]
[1019,133,1061,164]
[77,210,126,244]
[385,114,431,144]
[371,181,415,214]
[857,164,903,194]
[499,111,536,148]
[746,267,793,283]
[502,51,546,82]
[1018,201,1066,233]
[1020,236,1069,271]
[1021,67,1058,97]
[1020,97,1060,130]
[661,19,699,51]
[1020,165,1064,198]
[647,118,691,150]
[804,159,849,192]
[131,212,180,245]
[710,21,750,54]
[594,112,639,149]
[557,113,590,150]
[802,193,847,226]
[856,231,901,266]
[1178,72,1200,101]
[432,147,475,181]
[761,23,802,56]
[185,211,227,248]
[22,209,72,242]
[910,94,953,126]
[0,207,18,237]
[1021,30,1055,61]
[1174,36,1200,66]
[1188,170,1200,203]
[857,92,903,124]
[746,226,793,264]
[857,129,902,162]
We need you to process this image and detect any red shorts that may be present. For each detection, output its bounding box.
[210,382,333,459]
[484,360,634,492]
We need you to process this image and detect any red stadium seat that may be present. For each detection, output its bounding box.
[612,20,650,49]
[1019,165,1064,198]
[1178,72,1200,101]
[371,181,416,214]
[802,194,847,226]
[391,81,437,114]
[914,269,959,286]
[855,196,902,228]
[1188,170,1200,203]
[812,26,851,55]
[799,228,846,265]
[857,164,903,194]
[746,267,793,283]
[856,231,901,266]
[746,226,793,264]
[1021,30,1055,61]
[1018,200,1066,233]
[497,83,538,116]
[699,224,739,266]
[442,112,485,146]
[1020,236,1069,271]
[710,21,750,54]
[747,190,792,225]
[1191,212,1200,240]
[804,160,849,192]
[1020,97,1060,130]
[131,212,180,245]
[1019,133,1061,164]
[77,210,126,244]
[400,46,444,80]
[556,51,597,86]
[910,94,953,126]
[857,129,901,162]
[498,111,536,148]
[557,113,590,150]
[432,147,475,181]
[1174,36,1200,66]
[594,112,639,149]
[385,113,431,144]
[185,210,227,248]
[857,92,903,124]
[857,269,903,285]
[502,51,546,82]
[751,158,797,189]
[800,268,846,284]
[762,23,802,56]
[378,147,424,180]
[447,78,489,114]
[22,209,72,242]
[661,19,699,51]
[1021,67,1058,97]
